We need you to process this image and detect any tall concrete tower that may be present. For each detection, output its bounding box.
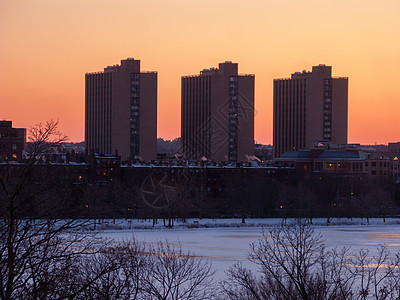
[182,62,254,162]
[85,58,157,161]
[273,65,348,158]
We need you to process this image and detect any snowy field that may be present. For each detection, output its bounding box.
[96,218,400,279]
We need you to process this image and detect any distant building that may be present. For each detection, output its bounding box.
[360,146,400,181]
[0,121,26,162]
[276,141,400,182]
[85,58,157,161]
[364,157,391,179]
[273,65,348,158]
[275,148,364,177]
[388,142,400,153]
[181,62,255,161]
[254,144,273,162]
[85,153,121,185]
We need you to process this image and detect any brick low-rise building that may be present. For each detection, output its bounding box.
[0,121,26,162]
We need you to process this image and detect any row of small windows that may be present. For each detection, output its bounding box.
[95,159,118,167]
[0,133,18,138]
[130,75,140,159]
[314,162,363,172]
[228,76,239,161]
[0,143,18,150]
[0,154,18,160]
[365,161,388,167]
[130,122,140,129]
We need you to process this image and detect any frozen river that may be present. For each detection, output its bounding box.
[97,219,400,279]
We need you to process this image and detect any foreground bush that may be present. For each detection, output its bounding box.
[1,237,215,300]
[221,220,400,300]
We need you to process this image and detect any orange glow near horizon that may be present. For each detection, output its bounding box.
[1,0,399,145]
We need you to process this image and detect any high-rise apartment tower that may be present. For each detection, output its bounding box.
[273,65,348,158]
[85,58,157,161]
[181,62,254,162]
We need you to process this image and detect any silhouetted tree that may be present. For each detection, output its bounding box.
[141,240,215,300]
[221,221,400,300]
[0,120,97,299]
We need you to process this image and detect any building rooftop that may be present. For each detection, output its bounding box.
[280,151,311,159]
[0,121,12,128]
[280,150,361,160]
[317,150,360,159]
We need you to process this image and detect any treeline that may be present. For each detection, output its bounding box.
[2,162,399,222]
[1,120,400,223]
[112,170,400,222]
[0,231,214,299]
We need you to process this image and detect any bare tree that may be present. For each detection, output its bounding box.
[221,221,355,300]
[86,239,151,300]
[52,238,215,300]
[1,120,216,299]
[221,221,400,300]
[77,248,128,300]
[386,252,400,299]
[0,120,99,299]
[222,263,269,300]
[351,245,400,300]
[141,240,215,300]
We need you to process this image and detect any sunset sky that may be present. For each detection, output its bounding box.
[1,0,399,145]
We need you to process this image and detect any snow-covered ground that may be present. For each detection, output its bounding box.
[96,218,400,279]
